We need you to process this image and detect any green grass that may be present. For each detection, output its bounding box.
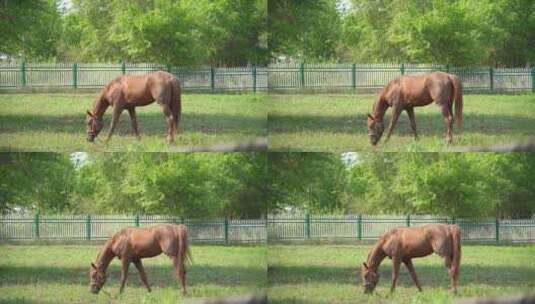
[0,244,266,303]
[0,93,267,152]
[268,94,535,152]
[268,244,535,304]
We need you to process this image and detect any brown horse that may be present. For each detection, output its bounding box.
[85,71,181,143]
[367,71,463,145]
[89,224,191,295]
[361,224,461,294]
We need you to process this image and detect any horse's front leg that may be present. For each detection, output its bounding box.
[133,259,151,292]
[384,105,402,144]
[106,105,123,143]
[406,107,418,140]
[403,259,422,291]
[127,108,140,140]
[390,257,401,293]
[119,258,131,294]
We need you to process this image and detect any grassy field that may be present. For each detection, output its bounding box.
[0,93,267,152]
[268,244,535,304]
[0,244,266,304]
[268,94,535,152]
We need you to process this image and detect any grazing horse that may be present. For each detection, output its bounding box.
[367,71,463,145]
[361,224,461,294]
[85,71,181,143]
[89,224,191,295]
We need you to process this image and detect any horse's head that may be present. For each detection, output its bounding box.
[367,114,384,146]
[86,110,103,142]
[361,262,379,293]
[89,262,107,294]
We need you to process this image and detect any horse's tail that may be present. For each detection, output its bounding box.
[178,225,192,265]
[450,224,461,279]
[170,76,182,132]
[451,74,463,132]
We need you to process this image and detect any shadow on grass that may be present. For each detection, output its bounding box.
[0,112,267,136]
[268,263,535,289]
[0,264,265,289]
[268,112,535,137]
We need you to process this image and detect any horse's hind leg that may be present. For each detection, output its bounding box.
[133,259,151,292]
[440,104,454,144]
[406,107,418,140]
[172,256,187,295]
[159,104,175,144]
[444,256,458,294]
[403,259,422,291]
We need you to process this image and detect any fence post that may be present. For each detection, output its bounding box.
[446,64,450,74]
[489,67,494,92]
[495,217,500,245]
[451,216,456,225]
[224,217,229,245]
[351,64,357,90]
[20,62,26,87]
[406,214,411,227]
[86,215,91,240]
[252,65,257,94]
[305,213,311,239]
[531,67,535,93]
[210,66,215,93]
[299,63,305,88]
[400,63,405,75]
[135,214,140,227]
[357,214,362,240]
[166,64,171,73]
[72,63,78,89]
[33,213,40,240]
[121,61,126,75]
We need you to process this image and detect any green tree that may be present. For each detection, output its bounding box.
[268,0,342,62]
[0,0,62,61]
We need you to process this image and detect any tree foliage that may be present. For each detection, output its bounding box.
[269,153,535,219]
[1,153,267,218]
[340,0,535,66]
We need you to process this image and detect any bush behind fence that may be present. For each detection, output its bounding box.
[1,62,534,93]
[1,214,534,244]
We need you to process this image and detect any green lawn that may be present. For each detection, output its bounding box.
[268,94,535,152]
[0,93,267,152]
[0,244,266,303]
[268,244,535,304]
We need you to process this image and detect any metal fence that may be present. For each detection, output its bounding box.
[1,214,534,244]
[0,214,267,244]
[1,62,534,93]
[268,63,535,93]
[0,62,267,93]
[266,214,535,244]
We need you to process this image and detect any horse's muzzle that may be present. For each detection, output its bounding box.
[87,136,95,143]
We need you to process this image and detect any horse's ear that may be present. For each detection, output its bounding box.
[91,262,97,269]
[87,110,93,117]
[367,113,374,121]
[363,262,368,270]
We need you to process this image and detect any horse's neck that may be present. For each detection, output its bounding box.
[92,90,110,118]
[367,242,387,271]
[372,95,389,122]
[96,242,115,271]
